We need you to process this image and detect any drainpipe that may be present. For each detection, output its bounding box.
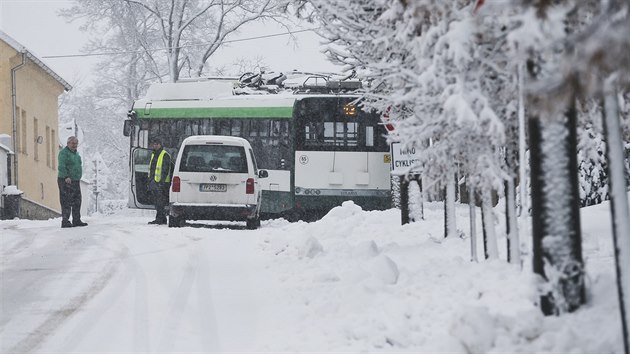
[11,52,27,188]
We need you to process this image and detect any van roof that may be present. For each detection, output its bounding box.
[181,135,250,146]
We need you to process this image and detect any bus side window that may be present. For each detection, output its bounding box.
[248,120,258,137]
[366,126,375,147]
[324,122,335,145]
[305,125,312,142]
[347,122,358,147]
[260,120,269,138]
[270,120,281,146]
[202,119,214,135]
[218,120,230,135]
[184,120,200,136]
[231,120,242,137]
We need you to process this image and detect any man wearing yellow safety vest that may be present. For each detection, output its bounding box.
[147,136,173,224]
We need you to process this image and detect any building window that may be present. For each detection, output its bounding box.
[40,182,44,200]
[51,129,57,169]
[46,126,51,167]
[21,109,27,154]
[33,117,39,161]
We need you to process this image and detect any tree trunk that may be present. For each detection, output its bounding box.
[481,187,499,259]
[529,101,585,315]
[400,175,410,225]
[603,86,630,354]
[505,177,521,265]
[409,175,424,221]
[505,98,522,266]
[417,176,425,220]
[468,179,478,262]
[444,172,457,238]
[518,62,529,218]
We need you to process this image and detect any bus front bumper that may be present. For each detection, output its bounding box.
[170,203,258,221]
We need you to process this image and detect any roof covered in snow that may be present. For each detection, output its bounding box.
[0,30,72,91]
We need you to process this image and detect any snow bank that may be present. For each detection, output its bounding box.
[258,200,623,353]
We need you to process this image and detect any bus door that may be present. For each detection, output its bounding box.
[129,146,155,209]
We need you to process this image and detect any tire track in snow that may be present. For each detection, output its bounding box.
[46,234,152,353]
[132,254,151,353]
[1,228,35,257]
[156,245,198,352]
[156,244,221,352]
[194,244,221,352]
[103,224,152,353]
[7,235,127,353]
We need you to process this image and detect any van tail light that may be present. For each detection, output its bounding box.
[172,176,181,192]
[246,178,255,194]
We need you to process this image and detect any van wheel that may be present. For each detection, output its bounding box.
[169,215,184,228]
[246,215,260,230]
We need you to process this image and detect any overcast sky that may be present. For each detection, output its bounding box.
[0,0,340,85]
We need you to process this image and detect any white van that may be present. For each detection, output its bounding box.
[169,135,268,229]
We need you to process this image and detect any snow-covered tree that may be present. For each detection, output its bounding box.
[62,0,289,82]
[86,152,117,214]
[507,0,630,332]
[298,0,628,324]
[577,105,609,207]
[297,1,516,258]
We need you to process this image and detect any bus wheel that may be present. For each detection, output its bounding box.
[169,215,184,228]
[284,209,302,223]
[246,215,260,230]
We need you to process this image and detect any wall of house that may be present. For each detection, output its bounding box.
[0,41,15,145]
[0,41,66,215]
[0,146,9,194]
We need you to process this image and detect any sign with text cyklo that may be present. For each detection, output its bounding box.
[390,142,421,174]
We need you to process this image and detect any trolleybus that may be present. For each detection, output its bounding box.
[123,73,391,220]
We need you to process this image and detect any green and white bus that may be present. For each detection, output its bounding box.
[123,74,391,220]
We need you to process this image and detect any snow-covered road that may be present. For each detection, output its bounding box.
[1,216,285,353]
[0,200,624,353]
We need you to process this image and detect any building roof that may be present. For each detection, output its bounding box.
[0,141,12,154]
[0,30,72,91]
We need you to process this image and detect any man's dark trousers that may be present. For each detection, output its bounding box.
[151,182,169,222]
[58,178,82,223]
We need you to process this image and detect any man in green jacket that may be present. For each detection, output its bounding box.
[57,136,87,228]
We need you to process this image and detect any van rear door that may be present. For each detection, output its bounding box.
[173,144,254,205]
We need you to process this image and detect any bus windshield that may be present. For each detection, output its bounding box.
[293,97,389,152]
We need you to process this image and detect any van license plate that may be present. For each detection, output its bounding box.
[200,183,227,192]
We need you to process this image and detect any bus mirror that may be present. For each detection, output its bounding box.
[258,170,269,179]
[127,110,137,119]
[123,120,132,137]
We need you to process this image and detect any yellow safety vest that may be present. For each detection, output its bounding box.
[149,150,172,183]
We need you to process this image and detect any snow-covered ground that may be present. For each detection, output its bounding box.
[0,196,625,353]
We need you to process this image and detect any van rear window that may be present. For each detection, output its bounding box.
[179,145,248,173]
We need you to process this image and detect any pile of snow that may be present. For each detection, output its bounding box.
[1,185,23,195]
[255,200,623,353]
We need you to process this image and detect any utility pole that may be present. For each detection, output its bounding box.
[92,159,99,214]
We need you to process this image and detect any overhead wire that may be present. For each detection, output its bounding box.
[41,28,319,59]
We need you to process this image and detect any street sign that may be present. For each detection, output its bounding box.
[381,106,395,133]
[390,142,421,173]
